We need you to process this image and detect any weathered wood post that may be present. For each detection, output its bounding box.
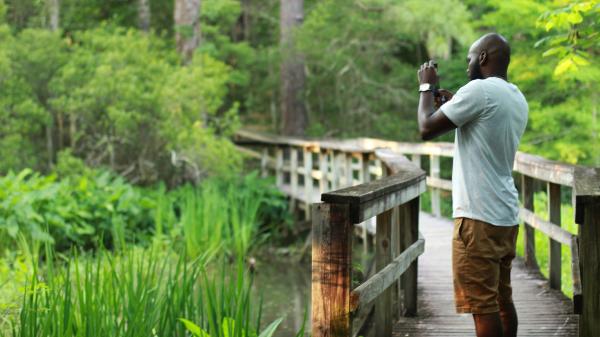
[304,148,313,219]
[331,151,340,190]
[345,153,353,187]
[521,175,538,269]
[359,153,372,255]
[574,167,600,337]
[430,155,441,217]
[311,203,353,337]
[375,208,393,336]
[261,148,269,178]
[548,182,561,290]
[319,149,328,193]
[400,196,419,316]
[290,147,299,210]
[275,147,284,187]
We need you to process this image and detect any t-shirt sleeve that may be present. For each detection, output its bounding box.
[440,80,486,127]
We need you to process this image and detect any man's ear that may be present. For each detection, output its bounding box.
[479,50,487,66]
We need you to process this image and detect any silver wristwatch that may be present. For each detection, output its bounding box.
[419,83,434,92]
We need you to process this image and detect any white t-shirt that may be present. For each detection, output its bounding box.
[440,77,528,226]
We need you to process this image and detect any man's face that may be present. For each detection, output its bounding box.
[466,46,483,81]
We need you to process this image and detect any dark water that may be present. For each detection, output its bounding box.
[252,257,311,336]
[252,242,370,337]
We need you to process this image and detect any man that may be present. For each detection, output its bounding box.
[415,33,528,337]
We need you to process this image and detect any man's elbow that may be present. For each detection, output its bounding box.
[419,128,435,141]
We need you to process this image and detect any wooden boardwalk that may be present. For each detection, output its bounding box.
[393,212,579,337]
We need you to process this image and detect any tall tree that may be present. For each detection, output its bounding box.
[138,0,151,32]
[48,0,59,31]
[280,0,307,136]
[174,0,201,63]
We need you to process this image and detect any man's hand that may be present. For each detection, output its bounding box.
[417,61,439,85]
[435,89,454,109]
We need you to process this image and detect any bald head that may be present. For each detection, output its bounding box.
[466,33,511,81]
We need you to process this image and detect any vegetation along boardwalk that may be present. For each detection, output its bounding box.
[393,212,579,337]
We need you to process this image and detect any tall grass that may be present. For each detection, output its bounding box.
[1,246,284,337]
[175,172,285,260]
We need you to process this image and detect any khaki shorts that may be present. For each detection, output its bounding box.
[452,217,518,314]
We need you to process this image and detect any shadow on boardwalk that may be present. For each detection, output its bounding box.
[393,212,579,337]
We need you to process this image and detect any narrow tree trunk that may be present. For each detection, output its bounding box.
[174,0,201,64]
[48,0,59,31]
[280,0,307,136]
[242,0,250,40]
[138,0,151,32]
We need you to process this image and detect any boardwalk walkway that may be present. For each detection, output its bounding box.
[393,212,579,337]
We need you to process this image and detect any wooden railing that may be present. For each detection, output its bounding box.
[313,148,426,336]
[234,130,600,337]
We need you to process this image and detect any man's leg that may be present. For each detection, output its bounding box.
[499,302,518,337]
[473,312,503,337]
[498,226,519,337]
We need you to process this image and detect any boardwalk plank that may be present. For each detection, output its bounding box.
[392,213,579,337]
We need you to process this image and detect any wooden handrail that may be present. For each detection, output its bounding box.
[312,152,425,337]
[235,129,599,336]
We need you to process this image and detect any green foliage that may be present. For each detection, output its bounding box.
[0,167,289,261]
[169,172,289,259]
[0,167,155,252]
[0,247,283,337]
[537,1,599,78]
[0,23,242,182]
[296,0,474,138]
[469,0,599,166]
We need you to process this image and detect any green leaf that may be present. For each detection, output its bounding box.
[554,57,575,76]
[179,318,210,337]
[567,11,583,24]
[258,318,284,337]
[542,47,565,57]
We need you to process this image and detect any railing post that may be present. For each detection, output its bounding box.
[344,153,353,187]
[318,149,328,193]
[430,155,441,217]
[290,147,298,210]
[331,151,340,189]
[548,182,561,290]
[391,205,401,320]
[411,154,421,168]
[304,148,313,219]
[375,208,393,337]
[521,175,538,269]
[311,203,353,337]
[260,148,269,178]
[400,196,420,316]
[275,147,283,188]
[574,167,600,337]
[359,153,372,255]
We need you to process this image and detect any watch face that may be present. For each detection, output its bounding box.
[419,83,432,91]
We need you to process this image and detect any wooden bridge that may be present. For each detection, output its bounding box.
[235,130,600,337]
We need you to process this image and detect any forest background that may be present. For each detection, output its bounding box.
[0,0,597,185]
[0,1,597,336]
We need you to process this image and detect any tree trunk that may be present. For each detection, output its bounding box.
[174,0,201,64]
[280,0,307,136]
[138,0,151,32]
[48,0,59,31]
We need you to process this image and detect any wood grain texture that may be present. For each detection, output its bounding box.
[574,167,600,337]
[375,209,393,337]
[311,203,353,337]
[400,197,420,316]
[393,213,579,337]
[521,175,538,270]
[548,182,561,290]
